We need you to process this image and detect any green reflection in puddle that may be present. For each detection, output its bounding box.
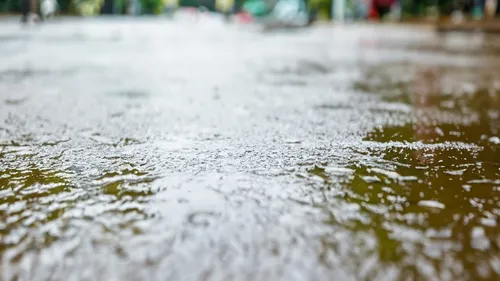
[95,168,156,199]
[314,64,500,280]
[0,167,69,191]
[0,161,156,267]
[312,125,499,280]
[0,167,73,252]
[354,64,500,117]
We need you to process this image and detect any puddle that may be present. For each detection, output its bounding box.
[300,63,500,281]
[359,34,500,56]
[0,167,73,251]
[2,21,500,281]
[354,64,500,115]
[0,160,157,270]
[302,123,500,279]
[94,168,156,200]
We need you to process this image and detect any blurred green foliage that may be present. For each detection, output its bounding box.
[72,0,103,15]
[0,0,461,16]
[141,0,163,14]
[0,0,21,12]
[309,0,332,19]
[179,0,217,11]
[0,0,89,13]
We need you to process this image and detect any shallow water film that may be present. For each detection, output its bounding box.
[0,19,499,281]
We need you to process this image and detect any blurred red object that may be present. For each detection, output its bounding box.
[374,0,395,7]
[186,7,198,14]
[368,0,379,20]
[234,12,253,23]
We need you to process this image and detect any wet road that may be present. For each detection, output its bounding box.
[0,17,499,281]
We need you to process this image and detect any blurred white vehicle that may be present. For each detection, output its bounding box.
[261,0,310,29]
[41,0,58,20]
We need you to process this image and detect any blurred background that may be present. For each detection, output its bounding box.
[2,0,500,24]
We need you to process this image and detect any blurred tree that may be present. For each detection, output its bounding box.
[100,0,114,13]
[114,0,127,13]
[0,0,77,13]
[0,0,21,12]
[0,0,470,17]
[72,0,104,15]
[179,0,216,11]
[400,0,458,18]
[141,0,163,13]
[438,0,457,14]
[309,0,332,19]
[58,0,73,12]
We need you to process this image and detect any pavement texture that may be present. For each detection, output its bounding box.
[0,16,500,281]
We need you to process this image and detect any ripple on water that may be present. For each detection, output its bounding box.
[306,162,496,279]
[0,152,158,280]
[2,24,500,281]
[300,119,500,280]
[295,62,500,281]
[0,167,73,251]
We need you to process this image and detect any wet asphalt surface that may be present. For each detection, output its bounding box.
[0,16,500,281]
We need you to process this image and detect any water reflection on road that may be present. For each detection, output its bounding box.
[0,20,499,281]
[330,60,499,280]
